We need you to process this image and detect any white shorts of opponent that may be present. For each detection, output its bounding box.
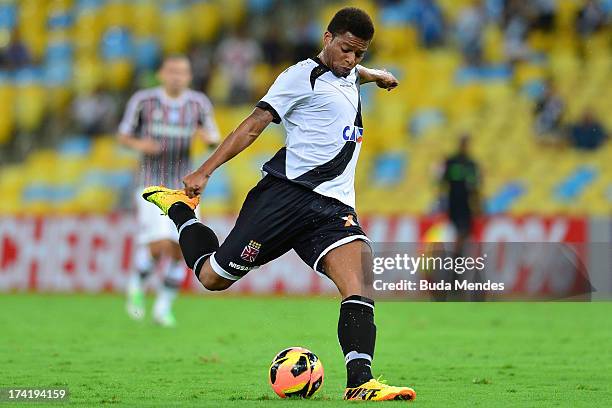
[134,189,199,245]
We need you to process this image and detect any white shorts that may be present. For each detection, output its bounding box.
[135,190,198,245]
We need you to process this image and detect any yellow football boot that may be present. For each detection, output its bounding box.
[142,186,199,215]
[343,378,416,401]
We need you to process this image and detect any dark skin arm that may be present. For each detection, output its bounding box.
[357,66,399,90]
[182,107,274,198]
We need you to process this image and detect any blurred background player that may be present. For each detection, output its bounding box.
[118,55,220,326]
[439,134,483,300]
[440,134,481,258]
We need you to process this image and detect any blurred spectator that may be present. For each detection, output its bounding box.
[440,135,481,256]
[502,0,532,62]
[456,0,486,66]
[439,134,484,300]
[72,87,118,136]
[247,0,275,15]
[534,80,565,142]
[530,0,557,32]
[412,0,446,48]
[0,29,31,71]
[568,109,608,151]
[216,26,262,104]
[576,0,607,37]
[485,0,505,24]
[261,26,287,66]
[289,17,319,63]
[188,44,214,94]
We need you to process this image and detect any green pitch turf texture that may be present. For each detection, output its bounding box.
[1,294,611,407]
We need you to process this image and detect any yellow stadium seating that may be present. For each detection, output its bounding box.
[190,2,222,43]
[103,59,133,91]
[0,0,610,216]
[15,84,46,132]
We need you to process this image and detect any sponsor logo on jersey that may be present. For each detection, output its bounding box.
[240,240,262,263]
[150,122,194,138]
[343,125,363,143]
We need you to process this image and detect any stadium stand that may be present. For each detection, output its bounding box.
[0,0,610,216]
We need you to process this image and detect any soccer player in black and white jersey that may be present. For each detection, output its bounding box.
[143,8,416,399]
[118,55,220,327]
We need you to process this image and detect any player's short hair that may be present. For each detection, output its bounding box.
[159,54,190,69]
[327,7,374,41]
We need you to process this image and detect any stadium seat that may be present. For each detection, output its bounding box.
[133,37,160,70]
[14,73,46,133]
[160,5,190,54]
[103,59,133,91]
[73,55,104,93]
[486,182,526,214]
[0,81,15,144]
[103,0,133,28]
[189,1,222,43]
[18,0,48,60]
[218,0,247,27]
[554,166,598,203]
[131,1,159,37]
[372,152,406,186]
[0,3,17,30]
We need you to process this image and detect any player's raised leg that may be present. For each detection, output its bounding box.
[142,186,235,291]
[323,240,416,401]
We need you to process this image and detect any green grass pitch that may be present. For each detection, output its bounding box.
[2,294,611,407]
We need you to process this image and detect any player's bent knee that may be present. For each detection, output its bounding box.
[323,240,372,297]
[200,276,234,291]
[198,262,234,291]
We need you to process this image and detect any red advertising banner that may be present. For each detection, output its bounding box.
[0,214,590,295]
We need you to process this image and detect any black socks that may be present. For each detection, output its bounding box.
[338,295,376,388]
[168,202,219,278]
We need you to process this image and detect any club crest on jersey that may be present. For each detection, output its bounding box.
[240,240,261,263]
[343,125,363,143]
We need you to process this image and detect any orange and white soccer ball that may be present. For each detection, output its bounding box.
[269,347,324,398]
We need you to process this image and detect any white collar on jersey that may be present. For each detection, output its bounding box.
[157,87,189,106]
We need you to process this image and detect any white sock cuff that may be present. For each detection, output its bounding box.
[178,218,199,236]
[345,351,372,364]
[193,252,215,275]
[341,299,375,310]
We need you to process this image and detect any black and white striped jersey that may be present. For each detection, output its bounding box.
[118,87,220,189]
[256,58,364,209]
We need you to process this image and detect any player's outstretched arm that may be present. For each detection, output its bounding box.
[357,66,399,91]
[182,107,274,198]
[117,133,162,155]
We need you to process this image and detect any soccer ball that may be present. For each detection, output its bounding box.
[269,347,324,398]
